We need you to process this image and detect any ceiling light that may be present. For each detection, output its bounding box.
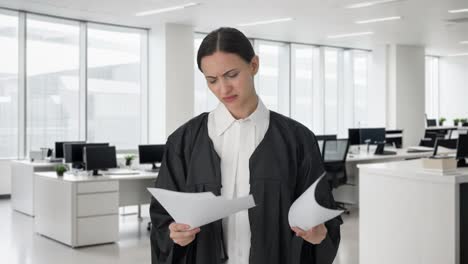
[355,16,402,24]
[327,32,374,39]
[447,53,468,57]
[238,17,294,27]
[346,0,403,9]
[136,3,199,16]
[460,41,468,44]
[448,8,468,14]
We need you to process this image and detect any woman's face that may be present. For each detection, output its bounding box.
[200,51,259,111]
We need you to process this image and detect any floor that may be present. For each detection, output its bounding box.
[0,199,358,264]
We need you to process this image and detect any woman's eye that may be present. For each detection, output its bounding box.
[208,79,217,84]
[227,72,238,78]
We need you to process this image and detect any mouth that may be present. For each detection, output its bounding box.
[222,95,238,103]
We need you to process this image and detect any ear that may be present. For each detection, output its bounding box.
[250,55,259,75]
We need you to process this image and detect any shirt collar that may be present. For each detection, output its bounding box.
[212,97,269,136]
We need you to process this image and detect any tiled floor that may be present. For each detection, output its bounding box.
[0,199,358,264]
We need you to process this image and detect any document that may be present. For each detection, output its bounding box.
[288,173,344,230]
[147,188,256,228]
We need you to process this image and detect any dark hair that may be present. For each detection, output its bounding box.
[196,27,255,72]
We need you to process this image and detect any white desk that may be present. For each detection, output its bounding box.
[334,147,453,205]
[34,171,157,247]
[358,159,468,264]
[11,160,57,216]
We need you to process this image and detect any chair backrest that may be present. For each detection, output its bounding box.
[316,134,337,141]
[427,119,437,127]
[433,138,458,156]
[322,139,350,163]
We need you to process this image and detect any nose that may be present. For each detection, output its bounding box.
[218,78,232,95]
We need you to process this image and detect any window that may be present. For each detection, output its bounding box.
[324,48,339,134]
[26,15,80,151]
[87,24,146,149]
[193,33,218,115]
[0,11,18,158]
[254,40,290,116]
[425,56,439,119]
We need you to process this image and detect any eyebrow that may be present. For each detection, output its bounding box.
[205,68,238,79]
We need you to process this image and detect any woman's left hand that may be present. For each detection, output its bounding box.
[291,224,327,245]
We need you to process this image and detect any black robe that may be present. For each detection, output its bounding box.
[150,111,343,264]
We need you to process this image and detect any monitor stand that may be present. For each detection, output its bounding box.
[147,163,160,172]
[92,169,101,176]
[458,158,468,168]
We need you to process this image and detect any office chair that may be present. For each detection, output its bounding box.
[419,131,445,148]
[316,135,337,155]
[433,138,458,156]
[322,139,351,214]
[426,119,437,127]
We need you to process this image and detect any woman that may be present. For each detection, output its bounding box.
[150,27,342,264]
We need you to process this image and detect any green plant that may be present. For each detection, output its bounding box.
[461,118,468,125]
[125,154,136,166]
[438,117,446,126]
[454,118,461,126]
[55,164,68,176]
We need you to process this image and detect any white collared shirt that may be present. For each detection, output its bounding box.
[207,98,270,264]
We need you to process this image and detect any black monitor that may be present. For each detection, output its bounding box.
[433,138,458,156]
[348,128,386,145]
[64,143,109,168]
[457,135,468,167]
[55,141,85,158]
[84,146,117,176]
[139,144,165,170]
[360,128,386,144]
[348,129,361,145]
[427,119,437,127]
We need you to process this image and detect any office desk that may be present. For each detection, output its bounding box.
[334,147,453,205]
[34,171,157,247]
[358,159,468,264]
[11,160,57,216]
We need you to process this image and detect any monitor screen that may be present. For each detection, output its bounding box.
[84,146,117,173]
[139,144,165,164]
[55,141,85,158]
[360,128,386,144]
[64,143,109,164]
[457,135,468,160]
[348,129,361,145]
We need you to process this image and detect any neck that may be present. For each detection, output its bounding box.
[229,95,259,120]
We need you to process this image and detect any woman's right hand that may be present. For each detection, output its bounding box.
[168,223,201,247]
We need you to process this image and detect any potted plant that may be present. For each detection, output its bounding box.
[461,118,468,126]
[454,118,461,126]
[124,154,136,167]
[55,164,68,177]
[438,117,446,126]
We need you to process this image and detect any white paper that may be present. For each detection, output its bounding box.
[148,188,256,228]
[288,173,343,230]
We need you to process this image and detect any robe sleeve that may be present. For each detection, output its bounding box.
[295,133,343,264]
[149,140,193,264]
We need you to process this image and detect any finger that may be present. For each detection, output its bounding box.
[171,228,200,240]
[169,223,190,232]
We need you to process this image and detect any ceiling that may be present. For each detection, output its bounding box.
[1,0,468,56]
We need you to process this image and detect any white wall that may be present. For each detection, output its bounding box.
[439,57,468,123]
[0,160,12,195]
[368,45,388,128]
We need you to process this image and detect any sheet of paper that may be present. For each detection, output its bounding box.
[288,173,343,230]
[148,188,256,228]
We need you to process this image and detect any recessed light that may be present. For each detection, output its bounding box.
[327,32,374,39]
[355,16,402,24]
[237,17,294,27]
[448,8,468,14]
[460,41,468,44]
[345,0,403,9]
[136,3,199,16]
[447,53,468,57]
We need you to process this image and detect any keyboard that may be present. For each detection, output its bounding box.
[375,150,397,156]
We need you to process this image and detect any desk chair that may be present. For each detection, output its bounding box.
[316,135,337,155]
[420,131,445,147]
[433,138,458,156]
[426,119,437,127]
[322,139,351,214]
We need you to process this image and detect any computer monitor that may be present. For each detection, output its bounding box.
[433,138,458,156]
[64,143,109,168]
[427,119,437,127]
[360,128,386,144]
[139,144,165,170]
[348,128,386,145]
[348,129,361,146]
[55,141,85,158]
[457,135,468,167]
[84,146,117,176]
